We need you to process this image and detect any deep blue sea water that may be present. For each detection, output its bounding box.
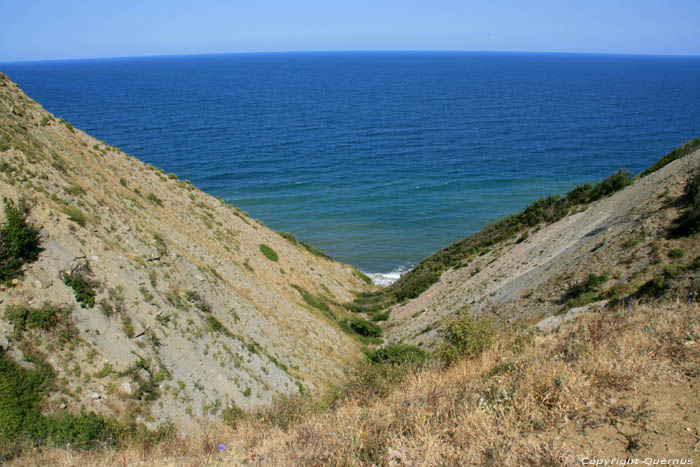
[2,52,700,281]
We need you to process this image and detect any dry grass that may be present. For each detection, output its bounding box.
[10,299,700,466]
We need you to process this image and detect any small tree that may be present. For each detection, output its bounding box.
[0,198,41,284]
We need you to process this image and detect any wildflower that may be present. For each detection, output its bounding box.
[627,306,632,313]
[217,443,226,452]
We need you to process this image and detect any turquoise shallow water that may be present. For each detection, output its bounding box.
[2,51,700,279]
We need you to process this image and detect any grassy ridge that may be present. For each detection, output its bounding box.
[640,137,700,177]
[349,169,634,315]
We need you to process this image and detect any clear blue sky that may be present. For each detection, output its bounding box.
[1,0,699,62]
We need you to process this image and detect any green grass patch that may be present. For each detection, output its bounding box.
[290,284,331,313]
[352,268,373,285]
[259,244,279,262]
[62,205,87,227]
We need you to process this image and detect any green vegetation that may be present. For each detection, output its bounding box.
[153,233,167,256]
[564,272,610,309]
[64,184,84,196]
[62,264,97,308]
[259,244,279,262]
[290,284,330,313]
[119,356,168,402]
[0,134,10,152]
[4,304,78,346]
[341,316,383,338]
[62,205,87,227]
[5,304,62,333]
[436,311,498,364]
[146,193,163,207]
[640,138,700,177]
[352,268,373,285]
[0,198,41,285]
[670,170,700,237]
[0,347,123,461]
[368,344,425,366]
[669,248,685,258]
[278,231,333,260]
[351,169,633,313]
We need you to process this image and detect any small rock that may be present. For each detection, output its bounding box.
[684,341,697,348]
[34,280,43,288]
[90,392,101,400]
[196,275,205,282]
[121,382,132,395]
[91,256,100,262]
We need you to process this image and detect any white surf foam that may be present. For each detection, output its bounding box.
[365,265,412,286]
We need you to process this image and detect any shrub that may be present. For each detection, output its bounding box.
[153,233,167,256]
[5,304,59,332]
[0,198,41,285]
[62,205,87,227]
[62,264,97,308]
[259,244,279,262]
[437,311,497,364]
[0,348,123,461]
[368,344,425,366]
[669,248,685,258]
[670,171,700,237]
[341,317,383,337]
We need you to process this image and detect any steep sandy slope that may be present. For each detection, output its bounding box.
[387,147,700,347]
[0,73,372,427]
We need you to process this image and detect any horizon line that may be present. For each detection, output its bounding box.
[2,48,700,65]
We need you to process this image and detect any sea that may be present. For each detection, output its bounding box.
[2,52,699,284]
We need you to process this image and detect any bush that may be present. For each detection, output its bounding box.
[368,344,425,366]
[5,304,59,332]
[62,205,87,227]
[0,198,41,285]
[341,316,383,337]
[670,171,700,237]
[62,264,97,308]
[437,311,497,364]
[259,244,279,262]
[0,347,123,461]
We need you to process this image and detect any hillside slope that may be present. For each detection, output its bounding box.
[385,145,700,347]
[0,73,373,428]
